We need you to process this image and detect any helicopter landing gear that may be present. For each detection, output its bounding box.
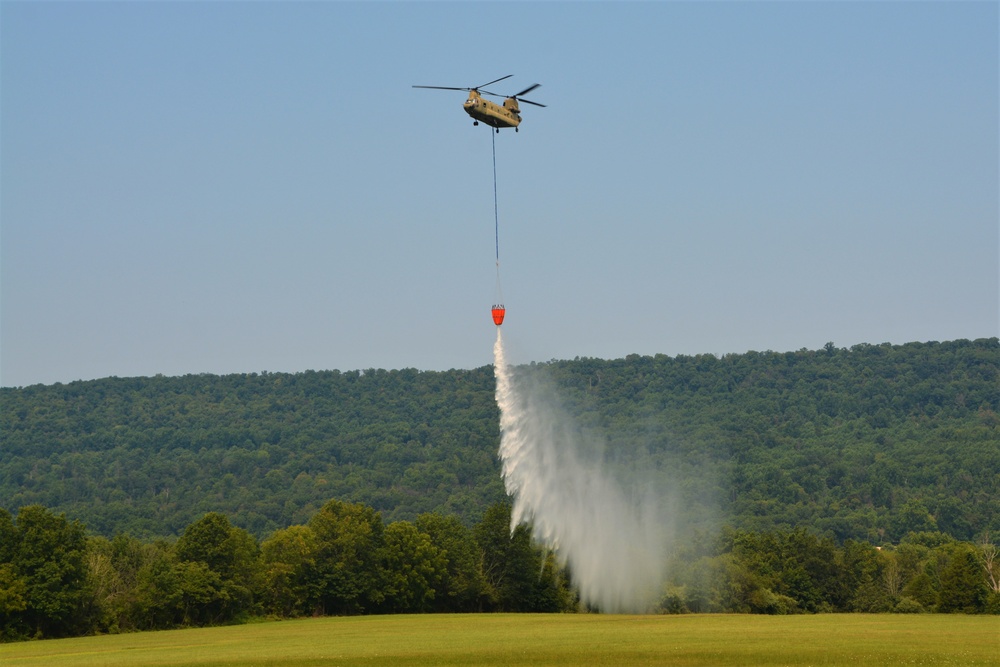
[515,127,518,133]
[495,128,499,134]
[474,121,479,126]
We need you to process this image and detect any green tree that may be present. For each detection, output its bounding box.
[86,533,160,633]
[260,525,319,617]
[308,500,386,614]
[2,506,91,638]
[839,540,891,612]
[730,529,839,613]
[131,545,225,629]
[85,537,122,633]
[0,563,28,639]
[716,553,797,614]
[937,546,987,613]
[902,570,938,611]
[0,509,28,640]
[175,513,261,623]
[414,513,483,612]
[379,521,447,613]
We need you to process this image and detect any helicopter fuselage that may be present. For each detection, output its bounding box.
[463,91,521,129]
[413,77,541,131]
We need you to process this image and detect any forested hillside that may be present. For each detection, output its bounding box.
[2,367,505,537]
[2,338,997,542]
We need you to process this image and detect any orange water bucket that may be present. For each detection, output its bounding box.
[491,306,505,326]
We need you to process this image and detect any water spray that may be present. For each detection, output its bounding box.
[493,329,669,613]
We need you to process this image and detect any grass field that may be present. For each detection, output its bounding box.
[2,614,997,667]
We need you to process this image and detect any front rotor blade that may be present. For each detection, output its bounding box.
[518,98,546,108]
[413,85,471,91]
[513,83,541,97]
[476,75,513,90]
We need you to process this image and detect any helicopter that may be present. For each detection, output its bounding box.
[413,75,545,132]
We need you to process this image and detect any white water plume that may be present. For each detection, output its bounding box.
[493,329,670,613]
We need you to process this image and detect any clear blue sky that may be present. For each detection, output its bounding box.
[2,2,997,387]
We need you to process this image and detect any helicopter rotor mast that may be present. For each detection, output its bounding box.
[508,83,545,107]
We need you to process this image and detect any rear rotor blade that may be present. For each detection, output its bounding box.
[518,98,546,108]
[513,83,541,98]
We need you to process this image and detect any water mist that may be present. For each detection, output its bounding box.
[493,329,670,613]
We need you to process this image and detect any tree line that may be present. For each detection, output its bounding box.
[2,502,998,642]
[2,338,997,543]
[0,502,572,641]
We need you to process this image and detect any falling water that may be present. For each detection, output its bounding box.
[493,329,670,613]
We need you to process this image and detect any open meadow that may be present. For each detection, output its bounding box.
[2,613,997,667]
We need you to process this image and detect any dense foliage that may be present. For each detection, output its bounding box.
[542,337,1000,542]
[0,502,573,640]
[1,504,997,641]
[2,338,997,542]
[1,366,505,537]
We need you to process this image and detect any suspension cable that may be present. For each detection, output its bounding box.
[492,129,499,264]
[492,129,504,308]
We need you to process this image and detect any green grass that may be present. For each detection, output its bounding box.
[2,614,997,667]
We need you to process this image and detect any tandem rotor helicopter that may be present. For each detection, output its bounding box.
[413,75,545,132]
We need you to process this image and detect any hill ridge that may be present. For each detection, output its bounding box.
[2,337,997,541]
